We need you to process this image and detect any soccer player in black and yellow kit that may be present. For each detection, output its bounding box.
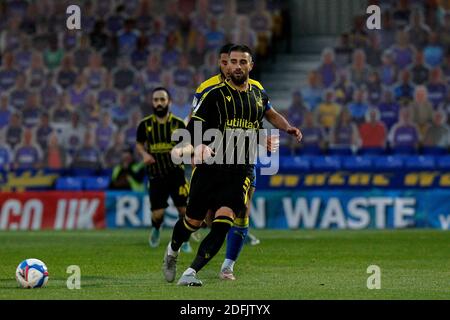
[136,87,192,253]
[163,45,302,286]
[191,44,300,281]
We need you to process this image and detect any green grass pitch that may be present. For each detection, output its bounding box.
[0,229,449,299]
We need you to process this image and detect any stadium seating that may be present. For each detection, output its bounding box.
[55,177,83,191]
[279,156,310,171]
[2,0,450,190]
[403,156,436,170]
[421,147,448,156]
[1,0,284,182]
[436,156,450,170]
[358,147,386,156]
[281,1,450,160]
[309,156,341,171]
[371,156,405,171]
[98,168,113,177]
[297,146,323,156]
[279,145,294,156]
[69,168,100,177]
[83,176,111,191]
[341,156,373,170]
[328,146,354,156]
[391,146,418,156]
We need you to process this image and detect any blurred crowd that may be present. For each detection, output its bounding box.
[284,0,450,155]
[0,0,288,171]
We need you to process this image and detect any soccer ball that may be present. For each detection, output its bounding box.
[15,258,49,288]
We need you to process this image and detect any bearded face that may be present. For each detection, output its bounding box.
[228,51,253,86]
[153,104,169,117]
[230,67,248,85]
[152,90,170,118]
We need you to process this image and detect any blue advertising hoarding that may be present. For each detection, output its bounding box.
[105,190,450,230]
[105,191,179,229]
[255,171,450,190]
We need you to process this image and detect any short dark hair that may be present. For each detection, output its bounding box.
[152,87,171,100]
[219,43,235,55]
[228,44,253,60]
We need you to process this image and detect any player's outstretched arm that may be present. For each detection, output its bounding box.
[265,108,303,143]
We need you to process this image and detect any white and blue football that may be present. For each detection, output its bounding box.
[15,259,49,288]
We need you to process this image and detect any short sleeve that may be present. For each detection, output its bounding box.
[187,89,220,146]
[191,89,217,125]
[192,85,216,111]
[176,118,186,130]
[262,90,273,112]
[191,92,201,110]
[136,121,147,144]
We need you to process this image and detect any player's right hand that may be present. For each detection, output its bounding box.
[193,144,215,164]
[171,147,183,162]
[143,153,156,165]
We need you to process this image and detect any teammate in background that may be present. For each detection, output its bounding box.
[190,43,302,281]
[136,87,192,253]
[163,45,302,286]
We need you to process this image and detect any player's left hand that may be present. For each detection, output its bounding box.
[287,126,302,143]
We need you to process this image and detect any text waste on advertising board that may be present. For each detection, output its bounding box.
[0,192,105,230]
[2,190,450,230]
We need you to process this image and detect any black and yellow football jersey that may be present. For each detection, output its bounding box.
[136,113,186,178]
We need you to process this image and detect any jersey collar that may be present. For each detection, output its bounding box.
[225,79,251,92]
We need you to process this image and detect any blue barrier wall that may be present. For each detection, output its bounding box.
[104,190,450,230]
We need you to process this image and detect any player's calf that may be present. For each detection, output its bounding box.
[190,215,234,272]
[170,217,201,253]
[149,209,164,248]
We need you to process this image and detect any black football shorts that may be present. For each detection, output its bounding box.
[148,167,189,211]
[186,167,252,221]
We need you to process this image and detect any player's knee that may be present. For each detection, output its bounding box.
[215,207,235,220]
[184,215,204,228]
[151,209,165,220]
